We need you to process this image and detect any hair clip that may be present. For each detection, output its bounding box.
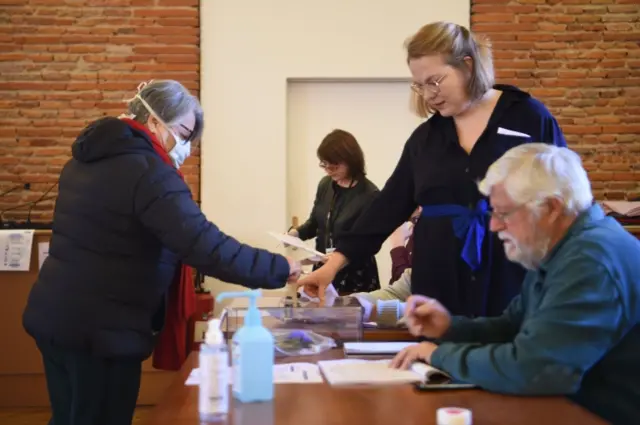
[122,80,155,104]
[135,79,154,93]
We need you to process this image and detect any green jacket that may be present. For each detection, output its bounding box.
[430,205,640,425]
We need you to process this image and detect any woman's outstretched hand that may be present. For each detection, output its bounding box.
[294,252,347,305]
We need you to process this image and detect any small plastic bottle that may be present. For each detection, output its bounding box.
[199,318,229,422]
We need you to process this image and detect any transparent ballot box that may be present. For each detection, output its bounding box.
[219,295,364,346]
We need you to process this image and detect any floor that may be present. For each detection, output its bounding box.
[0,407,152,425]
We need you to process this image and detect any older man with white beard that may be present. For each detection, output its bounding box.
[390,143,640,425]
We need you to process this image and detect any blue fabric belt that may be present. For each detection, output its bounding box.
[420,200,489,271]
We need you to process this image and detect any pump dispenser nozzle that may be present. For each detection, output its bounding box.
[217,289,262,327]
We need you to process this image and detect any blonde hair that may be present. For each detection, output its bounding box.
[404,22,495,118]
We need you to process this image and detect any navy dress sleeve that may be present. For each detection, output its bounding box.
[533,98,567,148]
[336,137,420,264]
[544,114,567,147]
[133,167,290,289]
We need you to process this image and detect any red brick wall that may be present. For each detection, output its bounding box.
[472,0,640,200]
[0,0,200,222]
[1,1,639,222]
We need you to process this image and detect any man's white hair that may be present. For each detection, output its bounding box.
[478,143,593,215]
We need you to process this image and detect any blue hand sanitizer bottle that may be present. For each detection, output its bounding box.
[216,289,274,403]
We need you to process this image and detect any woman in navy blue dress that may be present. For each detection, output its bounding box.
[297,21,567,318]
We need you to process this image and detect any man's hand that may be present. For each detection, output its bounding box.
[404,295,451,338]
[389,342,439,369]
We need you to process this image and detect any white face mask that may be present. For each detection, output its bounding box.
[135,95,192,169]
[168,139,191,169]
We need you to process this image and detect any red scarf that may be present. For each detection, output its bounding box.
[122,118,197,371]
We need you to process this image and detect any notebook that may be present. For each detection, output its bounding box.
[343,342,416,356]
[317,358,451,386]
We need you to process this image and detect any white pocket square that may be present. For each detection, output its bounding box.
[497,127,531,138]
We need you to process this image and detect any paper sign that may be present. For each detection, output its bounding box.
[0,229,35,271]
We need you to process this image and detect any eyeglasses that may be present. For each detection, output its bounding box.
[487,203,529,223]
[319,161,339,171]
[410,74,447,96]
[170,123,194,146]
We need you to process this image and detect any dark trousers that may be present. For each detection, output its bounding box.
[37,339,142,425]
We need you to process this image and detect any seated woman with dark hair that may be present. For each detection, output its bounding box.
[288,129,380,295]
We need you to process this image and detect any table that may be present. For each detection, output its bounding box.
[143,350,606,425]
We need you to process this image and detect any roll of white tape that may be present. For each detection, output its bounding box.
[436,407,472,425]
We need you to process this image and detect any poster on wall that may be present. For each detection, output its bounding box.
[0,229,35,272]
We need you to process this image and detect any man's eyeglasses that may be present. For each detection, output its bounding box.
[410,74,447,96]
[487,203,530,223]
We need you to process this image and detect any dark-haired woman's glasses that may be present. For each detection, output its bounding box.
[319,161,339,171]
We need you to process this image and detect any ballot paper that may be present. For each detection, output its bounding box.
[267,231,325,258]
[0,229,34,271]
[185,362,323,386]
[272,363,324,383]
[297,283,339,306]
[317,358,449,386]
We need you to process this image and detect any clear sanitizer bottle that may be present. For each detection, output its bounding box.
[199,318,229,422]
